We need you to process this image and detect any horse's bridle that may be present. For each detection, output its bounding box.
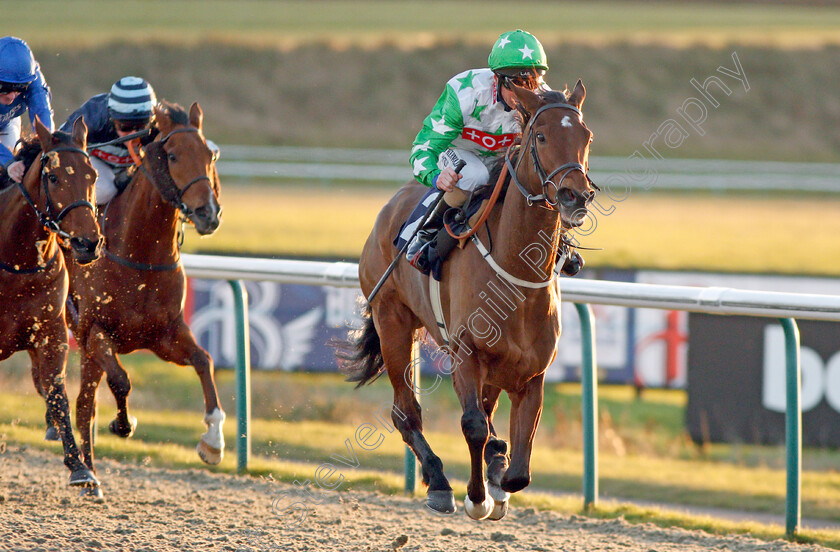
[140,126,214,218]
[505,102,598,211]
[101,126,215,273]
[16,146,96,241]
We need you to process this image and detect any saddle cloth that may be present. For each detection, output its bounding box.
[394,185,496,281]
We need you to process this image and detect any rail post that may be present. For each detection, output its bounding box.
[575,303,598,510]
[229,280,251,473]
[780,317,801,537]
[404,340,420,493]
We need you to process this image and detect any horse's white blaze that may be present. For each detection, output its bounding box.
[201,407,226,450]
[561,115,572,128]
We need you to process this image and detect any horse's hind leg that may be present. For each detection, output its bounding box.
[151,318,225,465]
[28,350,60,441]
[375,305,455,514]
[502,372,546,494]
[30,334,98,488]
[481,384,510,520]
[452,354,494,520]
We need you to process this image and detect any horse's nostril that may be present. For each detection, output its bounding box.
[558,188,576,206]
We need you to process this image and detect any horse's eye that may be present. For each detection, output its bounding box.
[48,173,58,184]
[168,153,177,163]
[536,132,546,143]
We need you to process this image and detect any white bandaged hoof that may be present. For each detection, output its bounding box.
[487,482,510,521]
[464,489,495,520]
[197,408,226,465]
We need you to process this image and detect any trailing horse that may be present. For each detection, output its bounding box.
[64,101,223,498]
[340,82,596,520]
[0,117,102,489]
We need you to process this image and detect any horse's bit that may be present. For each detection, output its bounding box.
[505,102,598,210]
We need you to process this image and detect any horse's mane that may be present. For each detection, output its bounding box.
[156,100,189,126]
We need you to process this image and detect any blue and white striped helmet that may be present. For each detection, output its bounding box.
[107,76,156,120]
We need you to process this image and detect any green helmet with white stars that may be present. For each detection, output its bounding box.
[488,29,548,74]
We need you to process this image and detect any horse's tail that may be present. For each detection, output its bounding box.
[333,302,385,388]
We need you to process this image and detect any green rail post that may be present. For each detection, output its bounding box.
[229,280,251,474]
[575,303,598,510]
[780,317,801,538]
[404,340,420,493]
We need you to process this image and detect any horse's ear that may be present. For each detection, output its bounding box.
[154,102,172,133]
[34,116,52,150]
[568,80,586,109]
[189,102,203,131]
[511,84,542,117]
[72,116,88,149]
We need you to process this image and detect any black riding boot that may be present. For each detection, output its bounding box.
[406,199,448,271]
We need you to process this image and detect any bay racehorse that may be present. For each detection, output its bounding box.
[0,117,102,488]
[341,82,595,520]
[64,101,223,497]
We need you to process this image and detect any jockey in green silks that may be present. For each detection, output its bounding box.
[406,30,551,268]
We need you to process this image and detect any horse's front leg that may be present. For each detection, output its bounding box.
[85,323,137,438]
[481,384,510,521]
[453,355,493,520]
[152,318,225,465]
[28,350,60,441]
[502,371,545,493]
[30,326,98,488]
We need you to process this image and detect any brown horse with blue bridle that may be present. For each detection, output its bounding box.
[0,117,102,489]
[341,82,596,520]
[64,101,223,498]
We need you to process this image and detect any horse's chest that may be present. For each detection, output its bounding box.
[0,284,63,356]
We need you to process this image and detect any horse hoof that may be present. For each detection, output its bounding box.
[69,467,99,487]
[501,474,530,494]
[464,492,494,521]
[425,490,456,515]
[108,416,137,438]
[487,499,509,521]
[196,439,223,465]
[79,484,105,502]
[44,426,61,441]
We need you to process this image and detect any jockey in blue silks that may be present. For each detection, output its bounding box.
[0,36,53,183]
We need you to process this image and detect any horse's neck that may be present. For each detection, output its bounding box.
[490,180,563,284]
[0,173,58,268]
[105,172,179,259]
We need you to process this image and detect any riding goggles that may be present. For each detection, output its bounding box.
[113,118,152,133]
[496,68,544,91]
[0,81,29,94]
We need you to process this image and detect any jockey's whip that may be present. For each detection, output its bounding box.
[367,159,466,303]
[86,128,152,151]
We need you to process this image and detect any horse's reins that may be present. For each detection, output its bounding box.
[444,144,512,241]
